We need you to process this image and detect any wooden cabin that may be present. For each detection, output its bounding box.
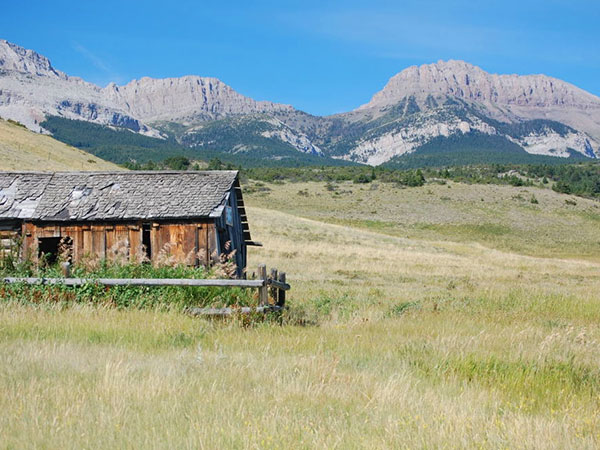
[0,171,257,277]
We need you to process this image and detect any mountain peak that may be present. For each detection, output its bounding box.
[358,60,600,111]
[105,74,294,122]
[0,39,66,79]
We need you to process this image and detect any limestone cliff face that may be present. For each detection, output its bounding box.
[0,40,309,149]
[0,40,302,145]
[0,40,292,126]
[358,60,600,112]
[104,76,293,123]
[0,40,148,134]
[0,39,66,79]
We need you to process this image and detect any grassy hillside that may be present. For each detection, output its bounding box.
[245,178,600,260]
[2,181,600,447]
[0,118,122,171]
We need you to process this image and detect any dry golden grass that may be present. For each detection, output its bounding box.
[246,180,600,260]
[0,118,122,171]
[246,204,600,310]
[2,181,600,448]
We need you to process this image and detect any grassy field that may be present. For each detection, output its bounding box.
[246,179,600,260]
[0,119,122,171]
[2,180,600,448]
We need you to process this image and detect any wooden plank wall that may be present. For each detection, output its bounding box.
[22,222,37,261]
[21,221,219,268]
[150,222,218,267]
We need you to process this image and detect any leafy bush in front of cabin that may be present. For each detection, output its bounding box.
[0,259,256,311]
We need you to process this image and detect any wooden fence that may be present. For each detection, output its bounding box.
[2,263,290,316]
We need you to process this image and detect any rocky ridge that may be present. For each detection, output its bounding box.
[104,76,293,123]
[358,60,600,112]
[333,60,600,164]
[0,39,313,154]
[1,39,600,165]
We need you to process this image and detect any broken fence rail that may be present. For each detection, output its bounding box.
[1,264,290,314]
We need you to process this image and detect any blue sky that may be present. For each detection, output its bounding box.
[2,0,599,115]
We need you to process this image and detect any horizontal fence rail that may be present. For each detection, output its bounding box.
[1,264,289,316]
[1,277,266,288]
[187,305,284,316]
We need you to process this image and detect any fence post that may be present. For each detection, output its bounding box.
[277,272,286,307]
[269,268,278,304]
[258,264,268,306]
[61,262,71,278]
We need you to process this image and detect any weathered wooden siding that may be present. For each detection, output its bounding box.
[70,227,84,262]
[21,220,219,268]
[150,222,214,266]
[22,222,36,261]
[13,184,249,275]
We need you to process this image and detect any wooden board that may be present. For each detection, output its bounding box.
[21,223,35,261]
[105,224,130,262]
[91,225,106,260]
[82,228,93,261]
[2,277,265,287]
[70,227,84,262]
[128,225,142,263]
[207,223,217,264]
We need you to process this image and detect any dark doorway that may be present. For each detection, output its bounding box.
[38,236,73,265]
[38,237,62,265]
[142,224,152,262]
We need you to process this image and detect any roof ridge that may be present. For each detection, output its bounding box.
[0,170,239,175]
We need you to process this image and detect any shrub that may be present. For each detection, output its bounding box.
[353,173,372,184]
[163,156,191,170]
[388,301,420,317]
[0,259,256,311]
[553,180,572,194]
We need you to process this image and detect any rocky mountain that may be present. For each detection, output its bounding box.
[324,60,600,165]
[1,39,599,166]
[358,60,600,112]
[104,76,293,122]
[0,39,150,134]
[0,39,321,158]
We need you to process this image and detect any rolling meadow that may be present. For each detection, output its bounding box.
[2,179,600,448]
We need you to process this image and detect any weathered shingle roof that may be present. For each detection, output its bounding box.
[0,171,239,221]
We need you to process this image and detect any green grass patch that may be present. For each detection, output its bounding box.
[404,349,600,413]
[414,223,512,239]
[0,261,255,311]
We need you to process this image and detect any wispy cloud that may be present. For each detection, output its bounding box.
[71,42,125,85]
